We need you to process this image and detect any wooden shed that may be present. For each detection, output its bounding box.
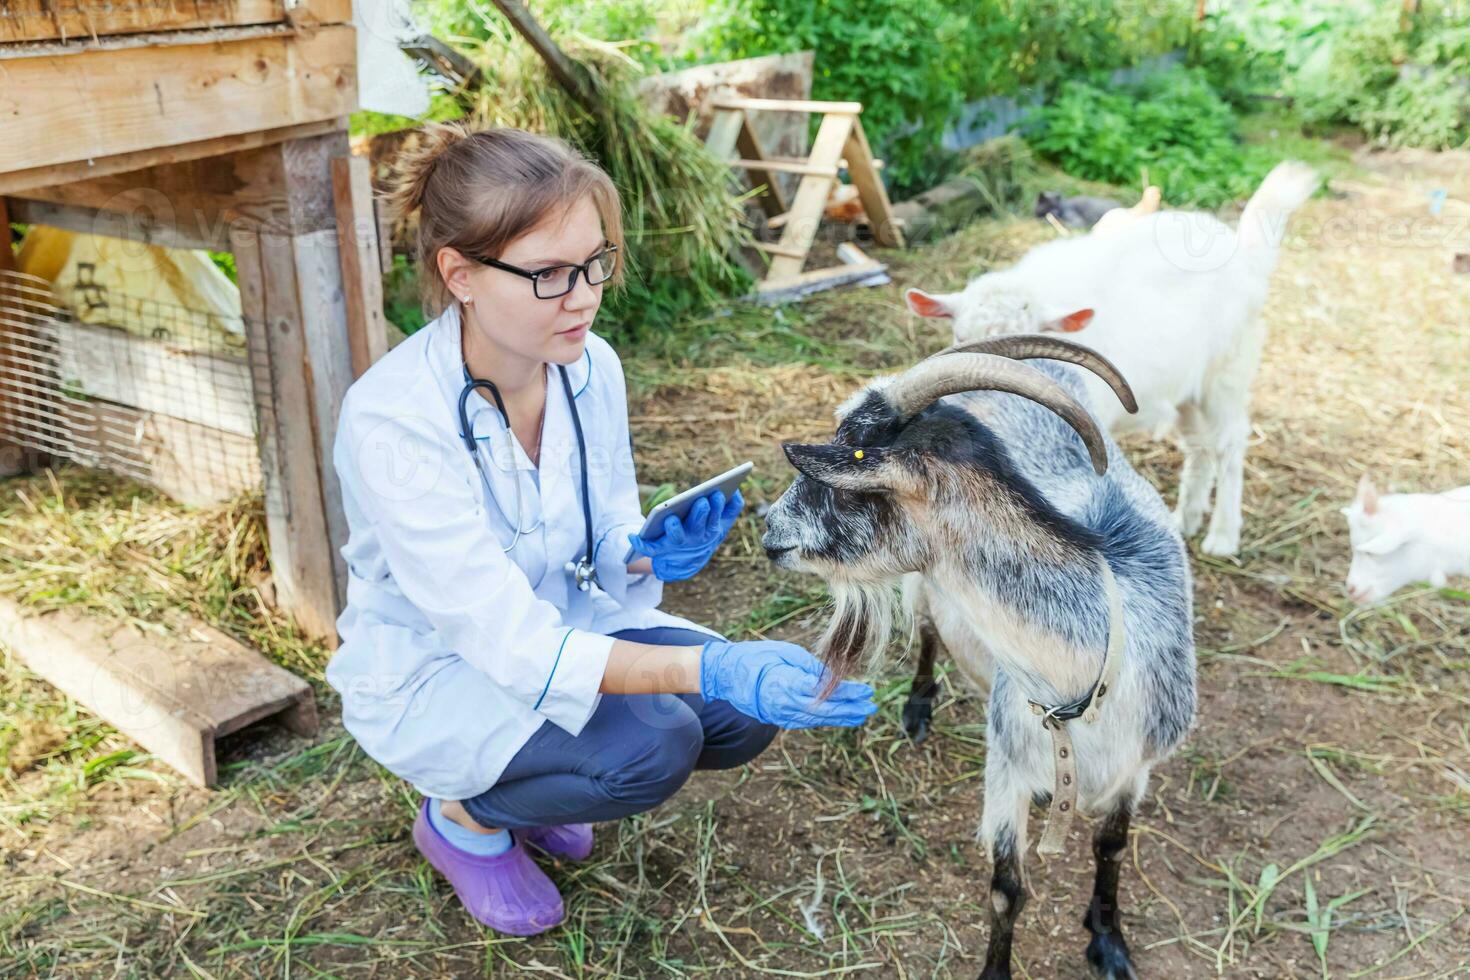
[0,0,390,647]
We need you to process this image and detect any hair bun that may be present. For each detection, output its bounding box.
[382,120,473,225]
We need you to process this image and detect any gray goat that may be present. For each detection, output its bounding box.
[762,335,1196,979]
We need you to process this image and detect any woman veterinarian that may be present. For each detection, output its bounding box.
[327,123,877,936]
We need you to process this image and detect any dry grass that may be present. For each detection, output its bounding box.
[2,146,1469,977]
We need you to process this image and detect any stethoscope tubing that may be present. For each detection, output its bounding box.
[458,363,596,589]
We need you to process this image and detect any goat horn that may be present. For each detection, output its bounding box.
[884,352,1111,475]
[931,334,1139,415]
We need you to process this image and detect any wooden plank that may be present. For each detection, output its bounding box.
[705,109,745,162]
[373,196,394,276]
[65,397,261,507]
[0,26,357,176]
[0,0,351,42]
[843,118,905,248]
[294,225,355,608]
[711,97,862,115]
[732,158,838,177]
[7,120,352,247]
[751,242,809,259]
[0,0,284,42]
[55,321,255,437]
[231,134,352,646]
[331,156,389,379]
[0,117,346,199]
[765,113,854,282]
[756,259,887,304]
[0,595,315,788]
[733,119,789,216]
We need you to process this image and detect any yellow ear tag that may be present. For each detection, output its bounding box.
[854,450,865,460]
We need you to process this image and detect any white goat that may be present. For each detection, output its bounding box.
[905,161,1320,557]
[1342,473,1470,604]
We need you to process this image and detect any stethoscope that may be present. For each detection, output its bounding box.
[457,361,598,592]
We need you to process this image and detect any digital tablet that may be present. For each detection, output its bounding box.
[623,461,754,563]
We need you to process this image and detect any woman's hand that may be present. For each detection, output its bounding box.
[698,639,877,729]
[627,490,743,582]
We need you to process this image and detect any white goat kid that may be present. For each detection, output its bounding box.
[1342,473,1470,604]
[906,161,1320,557]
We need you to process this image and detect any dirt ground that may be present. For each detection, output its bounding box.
[3,147,1469,978]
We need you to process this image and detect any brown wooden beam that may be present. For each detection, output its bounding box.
[0,25,357,178]
[331,156,390,379]
[230,133,355,645]
[0,117,346,199]
[0,0,351,43]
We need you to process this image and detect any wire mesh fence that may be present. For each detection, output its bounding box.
[0,267,262,505]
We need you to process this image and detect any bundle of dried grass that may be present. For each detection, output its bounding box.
[460,26,754,339]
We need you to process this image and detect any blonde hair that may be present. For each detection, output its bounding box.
[382,122,626,319]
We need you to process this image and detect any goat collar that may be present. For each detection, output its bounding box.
[1032,555,1125,858]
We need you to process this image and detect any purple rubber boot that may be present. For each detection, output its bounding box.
[411,799,565,936]
[520,823,594,861]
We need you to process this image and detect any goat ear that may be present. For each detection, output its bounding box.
[1041,308,1095,333]
[782,442,899,492]
[1357,527,1405,556]
[1355,472,1379,515]
[905,288,955,319]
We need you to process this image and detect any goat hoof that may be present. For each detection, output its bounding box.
[901,700,931,743]
[978,966,1012,980]
[1085,930,1138,979]
[1200,530,1239,557]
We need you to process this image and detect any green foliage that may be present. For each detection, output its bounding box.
[207,250,237,286]
[1025,66,1276,207]
[383,253,429,336]
[688,0,1193,196]
[1200,0,1470,150]
[690,0,967,194]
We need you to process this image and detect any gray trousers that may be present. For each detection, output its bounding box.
[460,627,777,829]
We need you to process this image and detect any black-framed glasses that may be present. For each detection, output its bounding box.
[471,243,618,299]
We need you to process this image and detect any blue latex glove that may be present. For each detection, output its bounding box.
[628,489,744,582]
[699,639,877,729]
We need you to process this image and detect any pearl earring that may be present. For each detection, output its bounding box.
[462,295,473,304]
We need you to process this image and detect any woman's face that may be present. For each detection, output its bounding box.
[446,194,608,367]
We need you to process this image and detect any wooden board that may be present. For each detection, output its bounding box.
[0,117,346,199]
[843,117,905,248]
[331,155,390,379]
[0,25,358,176]
[765,113,854,282]
[756,259,887,304]
[0,596,316,788]
[231,133,354,645]
[56,321,255,437]
[0,0,351,43]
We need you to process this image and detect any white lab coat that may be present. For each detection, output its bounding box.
[327,301,717,800]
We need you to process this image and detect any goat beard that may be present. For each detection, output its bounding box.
[814,578,901,697]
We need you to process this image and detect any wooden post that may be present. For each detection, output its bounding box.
[332,155,389,379]
[230,133,355,645]
[765,112,854,283]
[843,118,903,248]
